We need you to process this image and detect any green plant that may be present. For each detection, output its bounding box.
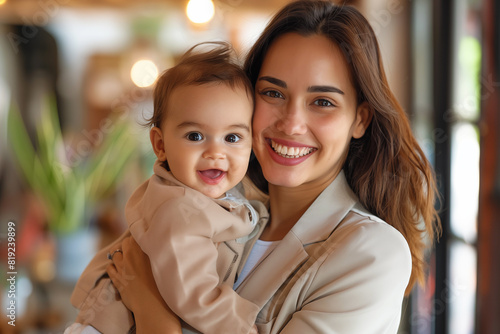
[8,98,137,234]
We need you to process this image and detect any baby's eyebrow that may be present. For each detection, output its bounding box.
[229,123,251,132]
[177,121,250,132]
[177,121,201,129]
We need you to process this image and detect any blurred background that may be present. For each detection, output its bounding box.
[0,0,498,333]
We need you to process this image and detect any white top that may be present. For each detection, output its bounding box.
[233,239,280,290]
[64,323,100,334]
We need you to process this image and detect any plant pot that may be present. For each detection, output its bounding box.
[55,228,98,283]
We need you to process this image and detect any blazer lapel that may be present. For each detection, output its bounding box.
[235,231,308,308]
[235,171,359,309]
[291,170,359,245]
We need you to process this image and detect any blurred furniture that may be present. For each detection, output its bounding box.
[477,0,500,332]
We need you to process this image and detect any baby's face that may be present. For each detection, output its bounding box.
[158,83,253,198]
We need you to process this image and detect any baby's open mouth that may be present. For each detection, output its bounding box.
[197,169,227,185]
[199,169,224,179]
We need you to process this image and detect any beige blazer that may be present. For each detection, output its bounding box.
[234,170,412,334]
[71,161,265,334]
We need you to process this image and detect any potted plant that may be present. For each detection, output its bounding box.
[7,98,137,281]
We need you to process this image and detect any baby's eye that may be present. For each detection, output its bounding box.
[225,134,241,143]
[314,99,334,107]
[186,132,203,141]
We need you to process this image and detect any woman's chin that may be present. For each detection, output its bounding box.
[262,169,307,189]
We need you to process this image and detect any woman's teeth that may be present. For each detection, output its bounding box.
[271,140,314,158]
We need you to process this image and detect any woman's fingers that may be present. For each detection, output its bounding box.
[122,234,141,254]
[106,263,121,291]
[111,248,124,267]
[122,236,143,261]
[106,262,133,294]
[106,242,135,293]
[121,235,133,252]
[120,236,151,269]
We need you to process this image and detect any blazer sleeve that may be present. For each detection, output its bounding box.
[129,194,260,334]
[279,220,411,334]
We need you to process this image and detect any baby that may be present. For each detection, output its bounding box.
[66,42,263,334]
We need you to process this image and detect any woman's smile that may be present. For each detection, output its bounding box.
[269,139,316,158]
[264,138,317,166]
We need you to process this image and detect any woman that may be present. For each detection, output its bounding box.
[108,1,440,333]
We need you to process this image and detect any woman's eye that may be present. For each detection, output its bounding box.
[314,99,334,107]
[225,134,241,143]
[262,90,284,99]
[186,132,203,141]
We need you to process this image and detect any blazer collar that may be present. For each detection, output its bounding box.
[236,170,359,308]
[291,169,359,245]
[236,230,307,308]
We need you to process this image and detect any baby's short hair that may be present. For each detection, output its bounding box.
[147,42,253,128]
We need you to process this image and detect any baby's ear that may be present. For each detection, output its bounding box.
[150,127,168,161]
[352,102,373,139]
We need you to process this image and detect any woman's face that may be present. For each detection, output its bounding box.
[252,33,371,190]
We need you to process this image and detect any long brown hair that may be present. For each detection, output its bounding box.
[244,0,441,294]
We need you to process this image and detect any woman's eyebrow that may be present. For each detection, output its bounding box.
[308,85,345,95]
[258,76,287,88]
[258,76,344,95]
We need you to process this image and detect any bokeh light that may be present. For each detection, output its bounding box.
[186,0,215,24]
[130,59,158,88]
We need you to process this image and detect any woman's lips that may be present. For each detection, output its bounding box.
[198,169,226,185]
[265,138,316,166]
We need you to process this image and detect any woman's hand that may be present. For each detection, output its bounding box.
[106,236,182,334]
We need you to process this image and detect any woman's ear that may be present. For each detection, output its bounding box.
[352,102,373,139]
[150,126,168,161]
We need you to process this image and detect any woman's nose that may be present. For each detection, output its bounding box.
[202,142,226,160]
[275,104,307,135]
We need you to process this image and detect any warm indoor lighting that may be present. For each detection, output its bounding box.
[0,0,7,5]
[186,0,215,24]
[130,59,158,88]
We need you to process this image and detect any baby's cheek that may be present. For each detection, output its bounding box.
[230,159,250,178]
